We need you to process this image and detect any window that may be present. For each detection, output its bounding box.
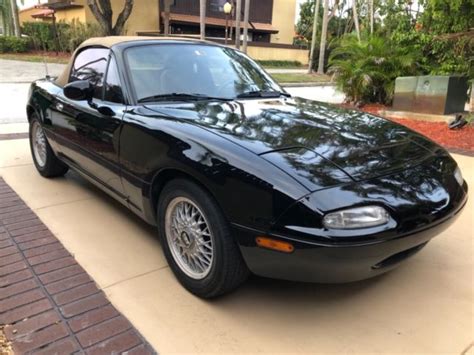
[209,0,227,12]
[70,47,109,99]
[126,44,282,102]
[104,56,124,104]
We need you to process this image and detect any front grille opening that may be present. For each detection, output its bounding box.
[372,242,428,270]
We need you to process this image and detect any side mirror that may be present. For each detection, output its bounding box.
[64,80,94,101]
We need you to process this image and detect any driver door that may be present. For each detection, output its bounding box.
[50,47,126,197]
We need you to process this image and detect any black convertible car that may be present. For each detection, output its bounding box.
[27,37,468,298]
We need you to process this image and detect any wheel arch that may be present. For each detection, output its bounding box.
[26,105,36,123]
[148,168,225,223]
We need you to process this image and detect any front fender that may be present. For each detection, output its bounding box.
[119,107,310,230]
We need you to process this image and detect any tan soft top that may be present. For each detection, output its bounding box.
[55,36,211,87]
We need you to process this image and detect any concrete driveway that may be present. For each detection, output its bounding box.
[0,136,473,354]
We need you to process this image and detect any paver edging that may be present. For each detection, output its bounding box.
[0,177,156,354]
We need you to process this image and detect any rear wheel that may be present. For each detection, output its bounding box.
[29,116,68,178]
[157,179,248,298]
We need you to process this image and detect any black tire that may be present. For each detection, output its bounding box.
[157,178,249,298]
[29,115,68,178]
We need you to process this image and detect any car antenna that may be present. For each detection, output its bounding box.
[41,42,50,80]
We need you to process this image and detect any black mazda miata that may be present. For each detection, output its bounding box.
[26,37,468,297]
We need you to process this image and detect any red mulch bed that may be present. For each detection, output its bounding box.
[343,104,474,154]
[389,118,474,153]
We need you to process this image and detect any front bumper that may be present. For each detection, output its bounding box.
[233,193,467,283]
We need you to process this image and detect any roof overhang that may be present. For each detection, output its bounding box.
[31,9,55,19]
[35,1,84,11]
[162,12,278,34]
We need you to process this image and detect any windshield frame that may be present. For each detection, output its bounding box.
[122,42,286,105]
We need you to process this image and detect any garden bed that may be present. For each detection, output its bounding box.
[360,104,474,155]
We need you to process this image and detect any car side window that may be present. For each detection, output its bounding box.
[70,47,109,100]
[104,56,124,104]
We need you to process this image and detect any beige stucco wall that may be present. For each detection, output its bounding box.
[19,8,51,24]
[55,7,87,23]
[79,0,159,35]
[270,0,297,44]
[247,45,309,65]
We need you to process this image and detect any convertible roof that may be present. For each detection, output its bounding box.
[55,36,213,87]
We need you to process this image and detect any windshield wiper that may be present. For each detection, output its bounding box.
[236,90,291,99]
[138,93,232,103]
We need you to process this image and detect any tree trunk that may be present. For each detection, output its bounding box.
[307,0,321,74]
[235,0,241,49]
[317,0,329,74]
[10,0,20,37]
[163,0,171,35]
[200,0,205,40]
[352,0,361,42]
[87,0,134,36]
[113,0,133,35]
[470,82,474,113]
[229,0,234,41]
[242,0,250,53]
[369,0,374,35]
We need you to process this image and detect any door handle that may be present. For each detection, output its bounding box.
[55,102,64,111]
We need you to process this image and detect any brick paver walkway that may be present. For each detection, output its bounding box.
[0,177,155,354]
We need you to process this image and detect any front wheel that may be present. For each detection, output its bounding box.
[29,116,68,178]
[157,179,248,298]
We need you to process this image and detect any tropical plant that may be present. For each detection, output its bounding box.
[328,35,421,104]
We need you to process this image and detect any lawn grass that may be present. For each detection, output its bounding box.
[0,52,70,64]
[272,72,331,84]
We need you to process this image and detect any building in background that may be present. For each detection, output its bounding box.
[158,0,295,45]
[18,0,309,63]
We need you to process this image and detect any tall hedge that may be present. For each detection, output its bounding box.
[0,36,29,53]
[22,20,103,53]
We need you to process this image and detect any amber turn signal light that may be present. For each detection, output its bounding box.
[256,237,294,253]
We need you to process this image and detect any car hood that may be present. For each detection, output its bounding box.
[145,97,443,190]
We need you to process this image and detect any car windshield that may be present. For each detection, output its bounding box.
[125,43,285,102]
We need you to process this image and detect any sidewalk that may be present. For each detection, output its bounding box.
[0,178,155,354]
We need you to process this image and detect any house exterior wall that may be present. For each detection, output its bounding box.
[78,0,159,35]
[19,7,49,24]
[247,45,308,65]
[55,7,87,22]
[270,0,297,44]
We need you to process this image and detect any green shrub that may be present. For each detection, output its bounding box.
[0,36,29,53]
[22,20,103,53]
[256,60,303,68]
[328,35,421,105]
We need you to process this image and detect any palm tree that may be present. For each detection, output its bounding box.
[163,0,172,35]
[369,0,374,34]
[235,0,241,49]
[352,0,361,41]
[307,0,321,74]
[200,0,205,40]
[242,0,250,53]
[328,35,420,104]
[317,0,329,74]
[0,0,13,36]
[10,0,20,37]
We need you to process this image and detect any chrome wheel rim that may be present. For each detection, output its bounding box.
[165,197,214,280]
[32,121,47,168]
